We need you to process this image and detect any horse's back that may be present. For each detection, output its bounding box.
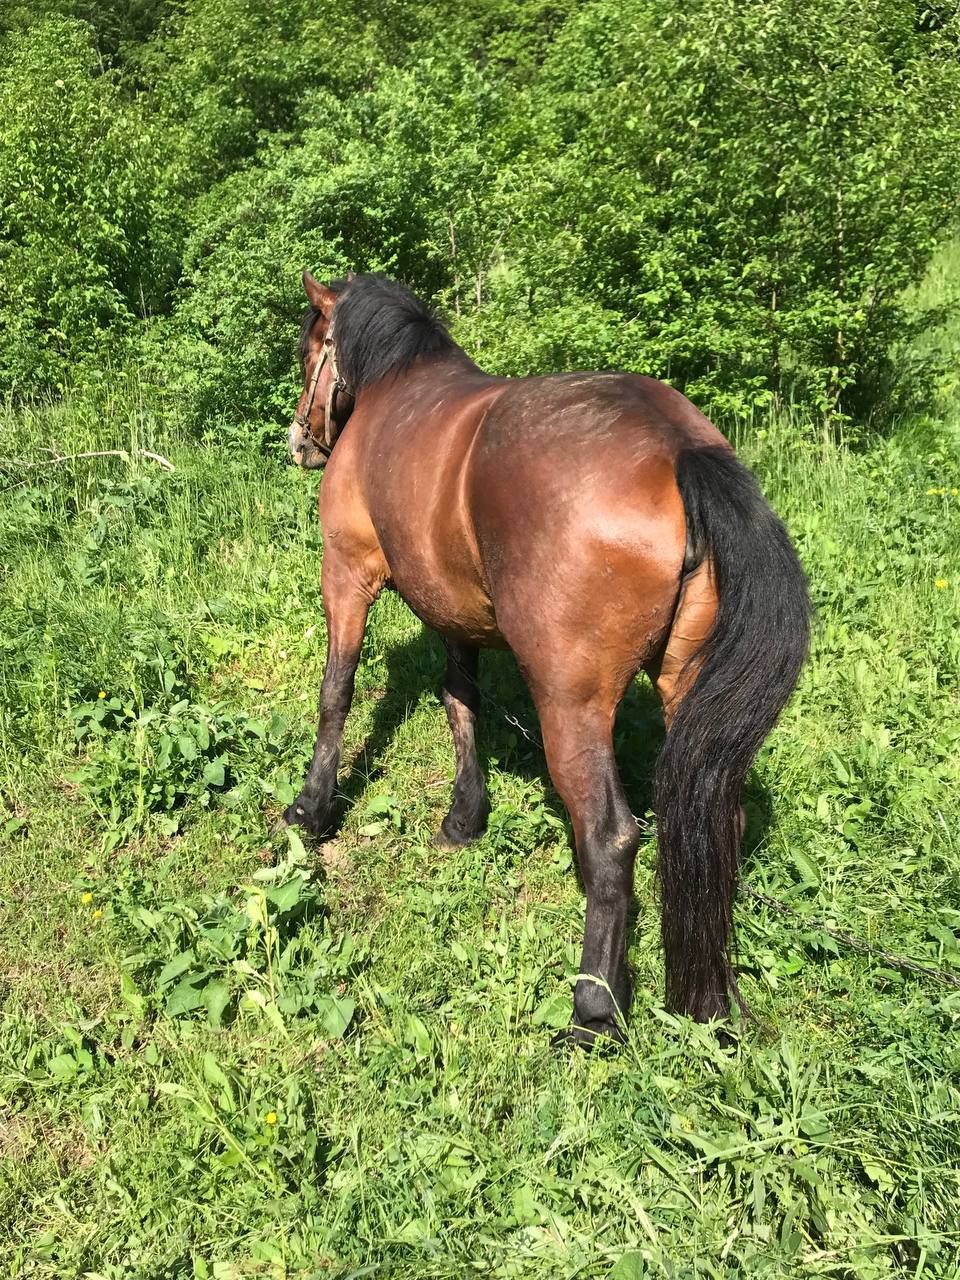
[478,371,723,453]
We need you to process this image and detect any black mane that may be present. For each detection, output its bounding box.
[298,274,457,392]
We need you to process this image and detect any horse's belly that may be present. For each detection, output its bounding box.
[390,563,507,648]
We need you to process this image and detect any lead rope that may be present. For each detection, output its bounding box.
[447,649,960,992]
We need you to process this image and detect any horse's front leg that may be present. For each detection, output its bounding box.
[433,640,489,849]
[285,558,378,838]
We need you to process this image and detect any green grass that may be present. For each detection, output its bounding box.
[1,389,959,1279]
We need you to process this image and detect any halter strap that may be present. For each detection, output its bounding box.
[294,317,349,455]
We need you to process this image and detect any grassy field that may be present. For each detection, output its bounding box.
[1,388,959,1278]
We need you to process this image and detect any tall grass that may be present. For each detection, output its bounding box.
[1,393,959,1277]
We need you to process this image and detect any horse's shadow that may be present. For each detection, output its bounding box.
[327,616,775,903]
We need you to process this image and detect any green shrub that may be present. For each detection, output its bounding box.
[69,658,295,847]
[3,0,960,425]
[486,0,960,418]
[156,0,960,431]
[157,74,463,429]
[144,0,380,195]
[78,837,360,1031]
[0,19,171,397]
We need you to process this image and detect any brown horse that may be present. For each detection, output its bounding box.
[286,271,809,1048]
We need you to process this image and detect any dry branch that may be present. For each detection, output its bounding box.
[1,447,175,473]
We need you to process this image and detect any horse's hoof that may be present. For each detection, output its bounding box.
[282,799,332,839]
[551,1018,626,1054]
[712,1024,738,1053]
[431,829,463,852]
[431,826,478,852]
[432,813,487,851]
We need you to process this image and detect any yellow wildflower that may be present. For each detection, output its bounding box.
[935,578,948,590]
[952,488,959,497]
[97,690,106,699]
[91,908,103,920]
[265,1111,278,1126]
[81,891,93,905]
[926,487,937,495]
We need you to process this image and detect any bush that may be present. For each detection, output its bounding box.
[0,19,171,398]
[156,65,487,429]
[157,0,960,430]
[2,0,960,425]
[144,0,381,196]
[489,0,960,418]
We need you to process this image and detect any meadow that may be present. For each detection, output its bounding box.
[1,388,959,1277]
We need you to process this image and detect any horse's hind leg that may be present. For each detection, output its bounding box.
[434,640,489,850]
[533,694,640,1048]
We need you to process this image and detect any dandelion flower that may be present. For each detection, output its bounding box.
[91,908,103,919]
[926,487,937,495]
[265,1111,278,1126]
[935,578,949,590]
[81,891,93,905]
[97,690,106,699]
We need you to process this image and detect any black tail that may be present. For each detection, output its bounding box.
[655,446,810,1020]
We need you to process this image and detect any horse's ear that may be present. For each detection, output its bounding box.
[302,269,337,314]
[346,270,356,282]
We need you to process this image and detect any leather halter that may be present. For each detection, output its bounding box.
[294,318,349,455]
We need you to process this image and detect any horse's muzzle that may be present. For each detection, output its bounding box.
[287,419,303,464]
[288,419,327,469]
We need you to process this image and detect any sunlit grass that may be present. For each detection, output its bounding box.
[1,390,959,1277]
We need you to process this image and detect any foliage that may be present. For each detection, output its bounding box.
[159,0,960,425]
[3,0,960,1272]
[3,0,960,420]
[156,60,504,428]
[70,688,292,849]
[142,0,384,195]
[0,0,176,62]
[488,0,960,419]
[83,832,360,1031]
[0,19,173,396]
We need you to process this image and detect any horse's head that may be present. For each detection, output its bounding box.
[288,270,354,468]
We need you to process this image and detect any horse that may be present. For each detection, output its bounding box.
[286,270,810,1048]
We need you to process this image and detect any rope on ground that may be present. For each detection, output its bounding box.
[741,883,960,991]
